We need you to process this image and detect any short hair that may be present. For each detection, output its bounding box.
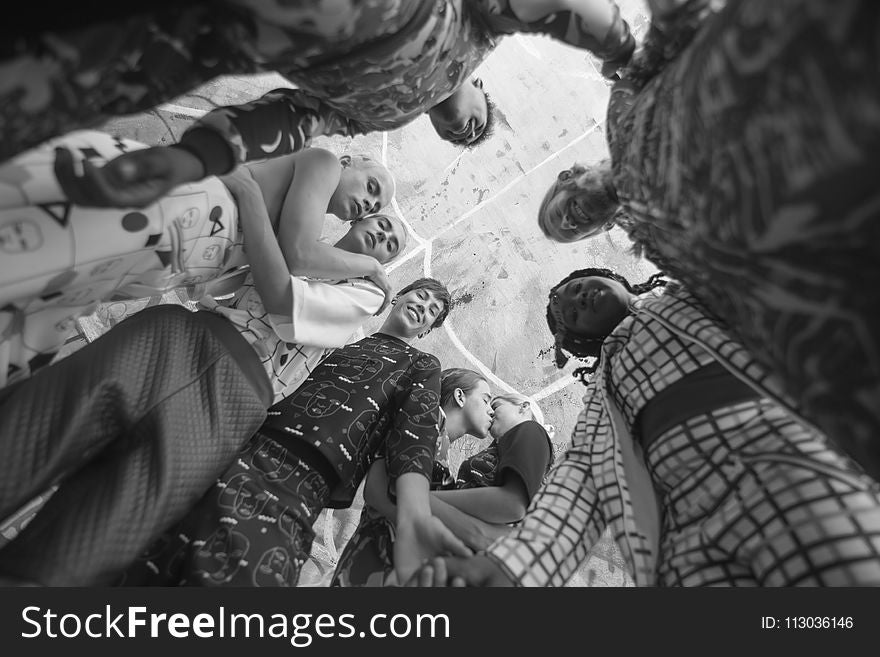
[371,212,408,261]
[344,153,396,201]
[395,277,452,329]
[440,368,488,409]
[491,394,537,422]
[537,160,623,243]
[466,85,496,149]
[546,268,668,383]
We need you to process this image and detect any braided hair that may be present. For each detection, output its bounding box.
[546,268,667,384]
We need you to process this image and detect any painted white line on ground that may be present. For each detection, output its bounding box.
[382,128,605,415]
[157,103,208,118]
[432,123,601,243]
[383,132,426,249]
[533,374,578,401]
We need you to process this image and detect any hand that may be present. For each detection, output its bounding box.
[54,145,205,208]
[393,515,472,586]
[404,555,515,587]
[402,557,467,588]
[219,166,261,201]
[368,264,394,316]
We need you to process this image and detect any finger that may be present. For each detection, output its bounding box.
[430,557,449,587]
[441,528,472,558]
[53,148,90,206]
[451,576,467,588]
[418,564,435,588]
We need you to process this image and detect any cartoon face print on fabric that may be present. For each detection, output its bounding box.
[290,380,351,418]
[331,354,383,383]
[192,526,250,585]
[382,369,411,397]
[406,388,441,428]
[348,409,381,439]
[253,547,298,587]
[251,437,297,482]
[0,220,43,253]
[277,507,319,552]
[361,339,406,357]
[218,472,270,520]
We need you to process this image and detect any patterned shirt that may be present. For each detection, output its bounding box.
[262,332,442,508]
[604,0,880,478]
[2,1,633,167]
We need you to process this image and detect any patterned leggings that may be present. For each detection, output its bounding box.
[122,431,331,587]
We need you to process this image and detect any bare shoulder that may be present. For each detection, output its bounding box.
[296,147,341,172]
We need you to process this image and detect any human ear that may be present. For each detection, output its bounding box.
[455,388,466,408]
[339,155,352,168]
[472,78,484,90]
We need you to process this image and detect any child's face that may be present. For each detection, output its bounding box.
[389,287,446,338]
[459,380,494,440]
[427,79,489,146]
[328,158,393,220]
[542,167,615,242]
[489,399,524,439]
[549,276,632,339]
[343,214,404,264]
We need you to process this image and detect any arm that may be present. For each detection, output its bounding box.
[53,89,363,208]
[483,413,607,587]
[392,475,471,585]
[364,460,510,551]
[382,355,470,582]
[431,478,530,524]
[219,167,293,316]
[275,148,387,286]
[480,0,634,76]
[436,420,554,524]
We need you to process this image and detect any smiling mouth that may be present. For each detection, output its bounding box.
[569,202,591,225]
[406,305,421,323]
[365,232,376,248]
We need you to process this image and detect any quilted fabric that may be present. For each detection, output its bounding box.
[0,305,269,585]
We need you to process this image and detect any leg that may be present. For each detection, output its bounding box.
[330,507,396,587]
[0,305,271,585]
[122,430,331,587]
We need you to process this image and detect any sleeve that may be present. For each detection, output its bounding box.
[484,405,607,587]
[176,88,366,175]
[475,0,634,65]
[496,421,553,501]
[269,278,383,348]
[382,352,442,502]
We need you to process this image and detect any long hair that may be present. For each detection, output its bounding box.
[537,160,624,243]
[546,268,667,383]
[440,368,488,410]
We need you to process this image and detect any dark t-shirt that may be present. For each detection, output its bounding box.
[262,332,440,508]
[456,420,553,501]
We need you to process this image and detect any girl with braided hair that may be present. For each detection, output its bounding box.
[546,267,666,380]
[411,268,880,587]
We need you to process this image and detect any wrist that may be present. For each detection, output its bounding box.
[166,145,207,184]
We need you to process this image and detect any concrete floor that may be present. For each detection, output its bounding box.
[82,0,657,586]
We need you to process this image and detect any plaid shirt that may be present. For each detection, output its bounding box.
[486,286,809,586]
